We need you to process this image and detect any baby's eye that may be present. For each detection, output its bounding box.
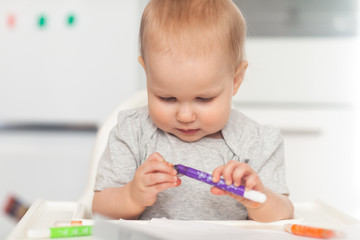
[197,97,214,102]
[159,96,176,102]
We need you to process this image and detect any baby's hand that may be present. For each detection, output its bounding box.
[211,160,266,208]
[129,152,181,207]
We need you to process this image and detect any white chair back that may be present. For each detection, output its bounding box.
[78,90,148,218]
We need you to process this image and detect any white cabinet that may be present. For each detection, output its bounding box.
[235,103,359,218]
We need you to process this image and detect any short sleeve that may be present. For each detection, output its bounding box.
[94,108,143,191]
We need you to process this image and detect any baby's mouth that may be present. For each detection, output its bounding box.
[177,128,200,134]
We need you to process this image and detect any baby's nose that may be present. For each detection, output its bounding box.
[176,105,196,123]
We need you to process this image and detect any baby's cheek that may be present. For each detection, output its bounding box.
[149,105,172,127]
[201,108,229,129]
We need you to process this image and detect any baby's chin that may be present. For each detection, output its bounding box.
[169,131,222,143]
[167,133,202,142]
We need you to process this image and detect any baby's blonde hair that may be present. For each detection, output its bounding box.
[139,0,246,69]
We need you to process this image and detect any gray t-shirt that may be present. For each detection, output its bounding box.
[94,106,288,220]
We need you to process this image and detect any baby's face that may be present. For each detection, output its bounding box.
[143,48,240,142]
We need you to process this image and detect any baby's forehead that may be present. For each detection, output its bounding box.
[143,30,234,62]
[145,44,228,63]
[143,49,241,79]
[144,45,236,82]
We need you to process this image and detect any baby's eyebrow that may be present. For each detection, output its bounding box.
[197,90,222,97]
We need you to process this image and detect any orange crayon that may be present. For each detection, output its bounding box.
[284,224,342,239]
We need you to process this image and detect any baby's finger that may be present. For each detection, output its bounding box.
[144,173,179,187]
[143,161,177,175]
[211,187,247,203]
[212,165,225,183]
[221,160,239,185]
[211,186,263,209]
[232,165,249,187]
[146,152,166,163]
[151,180,181,194]
[143,153,177,175]
[243,174,261,191]
[210,187,227,195]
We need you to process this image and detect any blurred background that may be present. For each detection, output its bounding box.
[0,0,359,238]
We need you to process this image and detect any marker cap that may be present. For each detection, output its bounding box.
[243,190,267,203]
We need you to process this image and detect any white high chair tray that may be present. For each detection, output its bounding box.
[7,199,359,240]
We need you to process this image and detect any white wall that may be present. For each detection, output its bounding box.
[0,0,143,124]
[0,1,146,238]
[236,38,359,104]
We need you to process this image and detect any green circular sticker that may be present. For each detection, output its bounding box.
[38,15,46,28]
[67,14,76,26]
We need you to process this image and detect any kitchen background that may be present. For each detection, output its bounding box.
[1,0,359,238]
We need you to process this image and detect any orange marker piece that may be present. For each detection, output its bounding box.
[70,220,83,226]
[54,219,93,227]
[284,224,342,239]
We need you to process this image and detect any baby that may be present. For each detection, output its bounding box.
[92,0,294,222]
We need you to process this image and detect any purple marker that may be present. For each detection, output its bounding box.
[174,164,267,203]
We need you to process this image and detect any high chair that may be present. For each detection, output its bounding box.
[7,89,359,240]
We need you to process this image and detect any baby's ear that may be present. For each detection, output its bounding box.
[233,60,248,96]
[138,56,146,70]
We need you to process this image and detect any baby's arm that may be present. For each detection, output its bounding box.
[92,152,180,219]
[211,160,294,222]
